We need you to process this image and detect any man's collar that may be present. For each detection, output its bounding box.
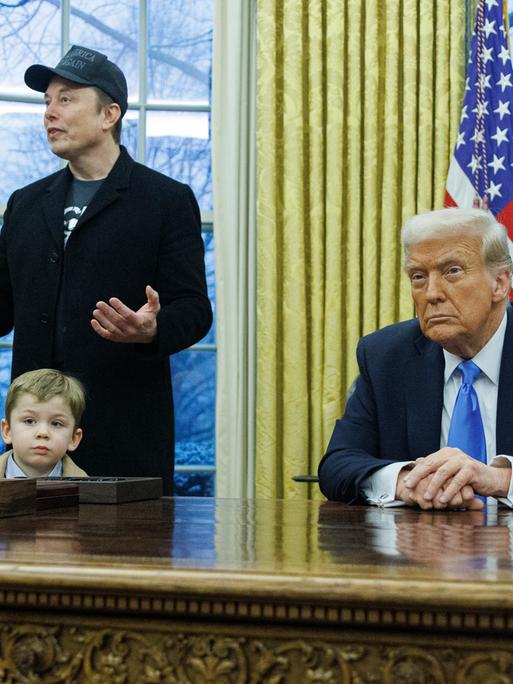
[443,311,507,385]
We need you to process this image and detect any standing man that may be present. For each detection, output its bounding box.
[0,45,212,494]
[318,207,513,510]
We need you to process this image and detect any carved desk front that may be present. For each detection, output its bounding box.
[0,497,511,682]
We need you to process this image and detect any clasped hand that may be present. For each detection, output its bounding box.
[91,285,160,343]
[396,447,511,510]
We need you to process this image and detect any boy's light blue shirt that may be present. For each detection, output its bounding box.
[5,453,63,478]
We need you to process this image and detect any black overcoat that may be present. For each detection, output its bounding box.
[0,146,212,494]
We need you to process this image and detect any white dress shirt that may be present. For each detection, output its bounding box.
[362,312,513,507]
[5,453,63,478]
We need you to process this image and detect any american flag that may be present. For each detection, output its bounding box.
[445,0,513,239]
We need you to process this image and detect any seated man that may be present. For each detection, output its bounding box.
[1,368,87,478]
[318,207,513,510]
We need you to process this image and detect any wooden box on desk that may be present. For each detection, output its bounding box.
[36,480,79,510]
[0,479,36,516]
[37,477,163,504]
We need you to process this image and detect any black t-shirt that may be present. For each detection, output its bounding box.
[63,177,103,244]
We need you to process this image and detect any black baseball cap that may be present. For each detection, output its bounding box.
[24,45,128,117]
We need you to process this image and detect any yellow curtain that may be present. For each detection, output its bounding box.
[255,0,467,499]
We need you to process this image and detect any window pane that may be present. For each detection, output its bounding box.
[69,0,139,100]
[171,350,215,468]
[146,110,212,210]
[200,231,215,344]
[0,103,59,204]
[0,3,61,97]
[121,109,139,159]
[148,0,213,104]
[174,472,215,497]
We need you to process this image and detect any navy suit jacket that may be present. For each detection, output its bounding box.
[318,306,513,503]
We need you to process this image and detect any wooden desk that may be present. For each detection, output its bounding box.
[0,498,511,682]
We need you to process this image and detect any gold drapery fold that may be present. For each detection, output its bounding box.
[255,0,467,499]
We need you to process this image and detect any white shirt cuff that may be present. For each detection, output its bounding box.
[361,461,415,507]
[491,455,513,508]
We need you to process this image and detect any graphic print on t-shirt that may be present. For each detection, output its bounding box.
[64,204,87,244]
[63,177,104,246]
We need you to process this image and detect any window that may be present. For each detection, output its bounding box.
[0,0,215,494]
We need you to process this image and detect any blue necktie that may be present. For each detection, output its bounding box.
[447,360,487,463]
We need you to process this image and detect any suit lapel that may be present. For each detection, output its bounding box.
[74,147,132,230]
[496,306,513,455]
[41,148,133,245]
[42,168,71,249]
[405,333,445,458]
[76,183,122,228]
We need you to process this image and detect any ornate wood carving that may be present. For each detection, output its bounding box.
[0,620,512,683]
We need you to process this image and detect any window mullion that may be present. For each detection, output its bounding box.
[138,0,148,164]
[62,0,70,54]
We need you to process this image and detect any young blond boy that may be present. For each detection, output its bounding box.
[0,368,87,478]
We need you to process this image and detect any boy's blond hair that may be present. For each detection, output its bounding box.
[5,369,86,428]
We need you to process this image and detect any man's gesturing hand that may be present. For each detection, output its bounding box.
[91,285,161,343]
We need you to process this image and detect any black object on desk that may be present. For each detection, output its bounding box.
[292,475,319,483]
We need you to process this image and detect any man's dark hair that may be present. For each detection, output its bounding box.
[93,87,122,144]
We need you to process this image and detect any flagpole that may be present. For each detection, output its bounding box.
[474,0,490,207]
